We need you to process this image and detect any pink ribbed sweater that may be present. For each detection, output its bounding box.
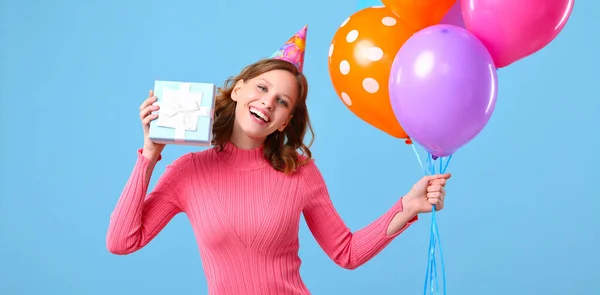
[106,142,417,294]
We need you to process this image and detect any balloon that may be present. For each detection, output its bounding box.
[461,0,574,68]
[328,7,415,139]
[388,25,498,157]
[440,1,465,28]
[357,0,382,9]
[381,0,455,31]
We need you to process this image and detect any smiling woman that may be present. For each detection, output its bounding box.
[211,58,312,174]
[106,24,450,295]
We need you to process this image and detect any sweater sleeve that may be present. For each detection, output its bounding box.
[301,161,418,270]
[106,149,193,255]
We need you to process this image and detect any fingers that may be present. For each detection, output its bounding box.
[140,90,159,125]
[427,191,444,210]
[140,90,158,111]
[140,103,158,119]
[427,183,446,211]
[427,184,443,193]
[140,104,159,123]
[426,188,445,201]
[417,174,450,212]
[429,173,451,180]
[430,178,447,187]
[141,108,159,125]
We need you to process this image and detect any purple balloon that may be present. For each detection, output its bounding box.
[388,25,498,157]
[440,1,465,28]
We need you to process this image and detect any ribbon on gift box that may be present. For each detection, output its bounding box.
[156,83,211,142]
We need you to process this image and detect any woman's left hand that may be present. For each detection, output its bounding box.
[402,173,451,216]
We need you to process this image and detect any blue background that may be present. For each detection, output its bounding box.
[1,0,598,294]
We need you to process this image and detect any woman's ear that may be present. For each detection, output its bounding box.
[231,79,245,101]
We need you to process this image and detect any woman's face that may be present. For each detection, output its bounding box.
[231,69,298,141]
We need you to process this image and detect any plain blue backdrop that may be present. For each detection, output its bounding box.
[1,0,598,294]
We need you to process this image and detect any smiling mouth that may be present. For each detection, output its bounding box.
[249,107,270,123]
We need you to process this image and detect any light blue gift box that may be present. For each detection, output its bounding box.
[148,80,216,146]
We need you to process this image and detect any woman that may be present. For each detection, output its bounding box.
[106,26,450,295]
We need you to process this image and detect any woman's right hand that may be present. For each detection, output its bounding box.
[140,90,165,161]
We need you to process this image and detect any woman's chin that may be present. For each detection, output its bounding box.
[235,118,283,141]
[240,127,271,142]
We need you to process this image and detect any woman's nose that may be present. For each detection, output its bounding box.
[261,96,275,109]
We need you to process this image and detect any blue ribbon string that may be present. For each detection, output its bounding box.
[411,144,452,295]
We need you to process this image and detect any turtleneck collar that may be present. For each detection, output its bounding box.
[215,141,269,170]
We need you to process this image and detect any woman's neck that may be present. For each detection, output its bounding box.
[216,141,268,170]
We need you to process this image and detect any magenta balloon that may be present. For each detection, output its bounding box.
[440,1,465,28]
[388,25,498,157]
[461,0,574,68]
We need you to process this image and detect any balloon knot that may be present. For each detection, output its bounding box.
[405,138,412,144]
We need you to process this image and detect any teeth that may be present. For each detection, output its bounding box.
[250,107,269,122]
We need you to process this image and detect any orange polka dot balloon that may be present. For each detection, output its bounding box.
[328,7,415,139]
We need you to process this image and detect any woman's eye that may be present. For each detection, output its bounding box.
[258,85,267,92]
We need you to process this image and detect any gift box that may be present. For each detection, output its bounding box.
[148,80,216,146]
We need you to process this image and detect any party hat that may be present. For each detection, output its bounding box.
[270,25,307,72]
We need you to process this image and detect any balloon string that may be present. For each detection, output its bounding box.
[434,209,446,295]
[427,153,438,295]
[411,145,450,295]
[411,143,429,175]
[442,155,452,174]
[437,155,450,295]
[423,205,435,294]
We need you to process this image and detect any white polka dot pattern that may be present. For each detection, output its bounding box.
[341,92,352,106]
[346,30,359,42]
[366,47,384,61]
[341,17,350,27]
[382,17,397,26]
[327,6,411,137]
[339,60,350,75]
[362,78,379,93]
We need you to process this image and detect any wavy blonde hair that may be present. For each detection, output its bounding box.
[211,58,313,174]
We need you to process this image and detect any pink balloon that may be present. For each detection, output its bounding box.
[461,0,574,68]
[440,1,465,28]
